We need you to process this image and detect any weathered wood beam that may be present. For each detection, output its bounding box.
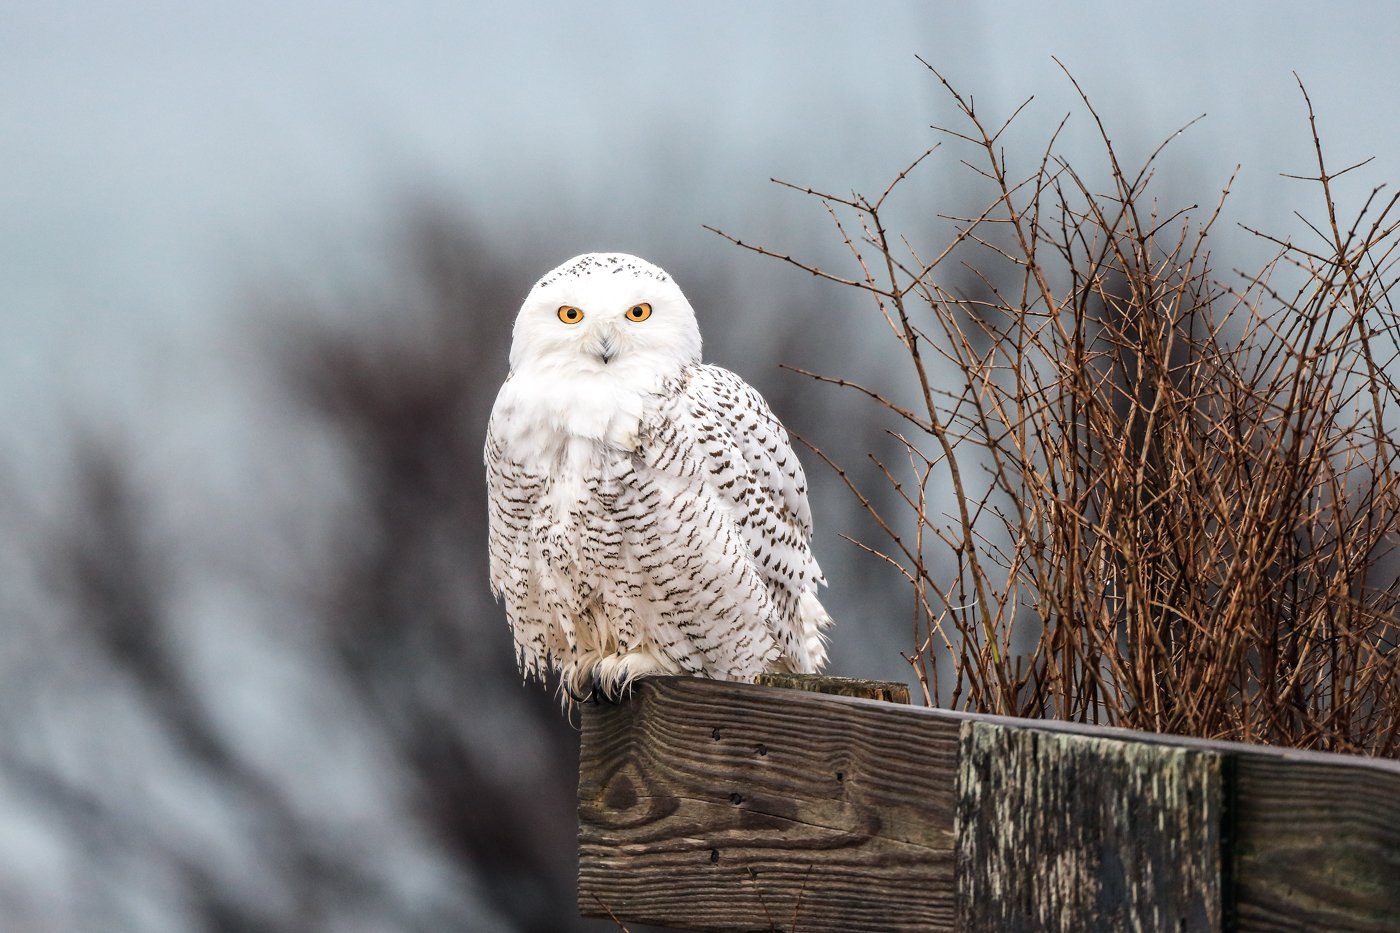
[1233,752,1400,930]
[957,722,1222,932]
[578,677,955,931]
[578,676,1400,932]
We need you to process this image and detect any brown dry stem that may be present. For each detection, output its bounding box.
[716,64,1400,755]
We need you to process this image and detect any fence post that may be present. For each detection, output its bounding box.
[578,676,1400,931]
[956,721,1223,931]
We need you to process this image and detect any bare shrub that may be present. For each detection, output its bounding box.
[713,62,1400,755]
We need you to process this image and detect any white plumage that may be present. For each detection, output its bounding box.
[485,253,832,702]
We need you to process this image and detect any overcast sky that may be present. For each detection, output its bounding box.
[5,1,1398,455]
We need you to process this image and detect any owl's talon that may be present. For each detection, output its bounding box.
[589,669,610,704]
[564,679,595,705]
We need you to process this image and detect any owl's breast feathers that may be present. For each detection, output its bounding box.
[486,362,832,701]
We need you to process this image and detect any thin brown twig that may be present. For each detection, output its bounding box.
[716,64,1400,753]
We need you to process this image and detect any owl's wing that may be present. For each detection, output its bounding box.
[638,364,828,672]
[694,364,821,582]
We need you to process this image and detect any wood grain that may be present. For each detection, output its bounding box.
[578,677,959,932]
[1232,751,1400,931]
[956,721,1223,932]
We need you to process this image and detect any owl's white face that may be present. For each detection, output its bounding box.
[509,253,702,382]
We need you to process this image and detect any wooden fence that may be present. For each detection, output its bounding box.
[577,675,1400,932]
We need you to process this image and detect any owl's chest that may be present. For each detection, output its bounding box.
[489,369,692,535]
[495,368,660,454]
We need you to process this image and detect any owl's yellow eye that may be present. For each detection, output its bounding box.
[558,306,584,324]
[626,302,652,322]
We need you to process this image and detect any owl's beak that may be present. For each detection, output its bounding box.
[593,327,620,365]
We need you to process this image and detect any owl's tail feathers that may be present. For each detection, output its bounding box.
[797,591,834,673]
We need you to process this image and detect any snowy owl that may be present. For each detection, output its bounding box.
[485,252,832,703]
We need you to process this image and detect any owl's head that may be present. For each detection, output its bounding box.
[510,253,702,380]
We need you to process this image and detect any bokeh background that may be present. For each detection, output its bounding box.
[4,2,1399,930]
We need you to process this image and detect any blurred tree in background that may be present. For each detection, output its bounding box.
[0,201,904,931]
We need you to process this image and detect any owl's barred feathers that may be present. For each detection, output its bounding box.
[485,253,832,703]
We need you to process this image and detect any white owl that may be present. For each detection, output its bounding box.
[485,253,833,703]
